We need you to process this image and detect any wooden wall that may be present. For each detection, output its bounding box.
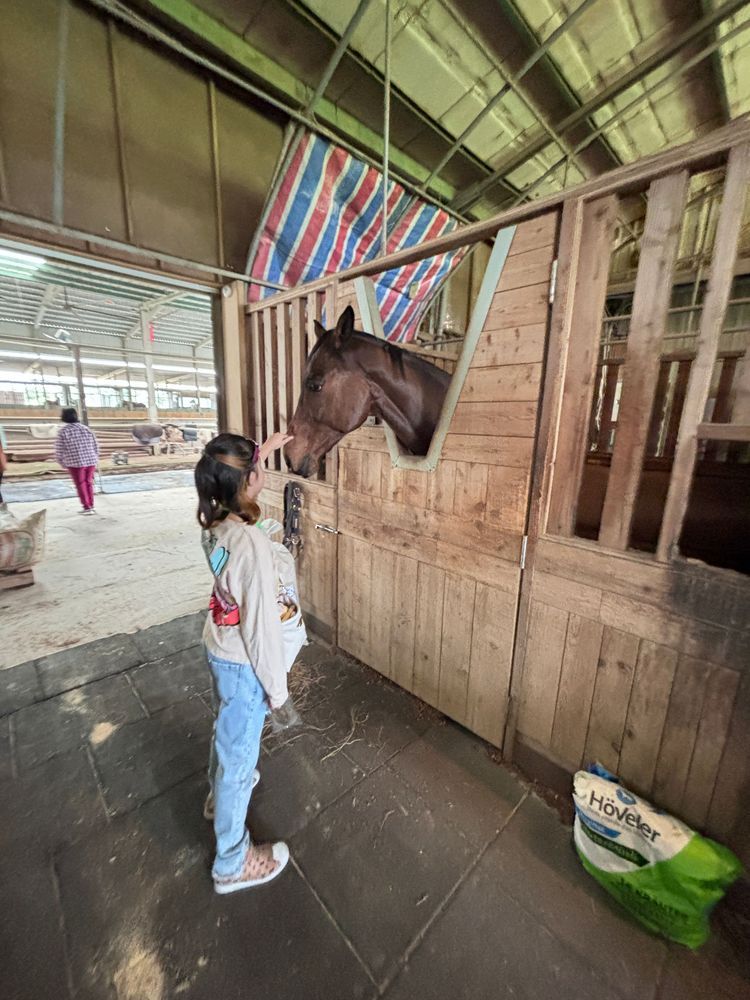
[516,535,750,856]
[332,213,557,746]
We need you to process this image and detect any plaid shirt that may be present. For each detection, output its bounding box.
[55,423,99,468]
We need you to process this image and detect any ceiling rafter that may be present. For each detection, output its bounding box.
[453,0,748,211]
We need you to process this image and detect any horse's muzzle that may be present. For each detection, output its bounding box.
[285,452,313,478]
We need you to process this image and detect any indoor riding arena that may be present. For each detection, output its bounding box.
[1,2,749,999]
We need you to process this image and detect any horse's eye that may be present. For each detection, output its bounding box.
[306,379,323,393]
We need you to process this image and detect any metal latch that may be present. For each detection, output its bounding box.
[520,535,528,569]
[548,259,558,304]
[315,523,339,534]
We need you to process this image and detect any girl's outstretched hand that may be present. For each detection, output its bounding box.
[259,432,294,461]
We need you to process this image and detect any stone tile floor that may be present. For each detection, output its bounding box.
[1,616,749,1000]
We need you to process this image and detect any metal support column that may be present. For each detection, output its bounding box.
[139,308,158,423]
[70,345,89,425]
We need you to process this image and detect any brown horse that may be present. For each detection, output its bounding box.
[284,305,450,477]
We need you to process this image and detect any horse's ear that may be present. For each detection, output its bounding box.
[313,320,327,341]
[333,305,355,349]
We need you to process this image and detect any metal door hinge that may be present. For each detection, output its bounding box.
[315,523,339,534]
[520,535,528,569]
[548,259,558,304]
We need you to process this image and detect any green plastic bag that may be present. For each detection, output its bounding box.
[573,766,742,948]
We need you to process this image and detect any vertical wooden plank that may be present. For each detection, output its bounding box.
[250,310,264,442]
[517,601,568,747]
[413,562,446,706]
[262,306,276,457]
[466,583,516,747]
[391,554,418,692]
[342,449,362,494]
[425,460,456,514]
[290,297,304,419]
[583,627,640,772]
[681,665,739,829]
[599,171,690,550]
[646,360,671,457]
[652,654,711,814]
[707,671,750,840]
[305,291,318,353]
[437,573,476,723]
[618,641,678,797]
[369,545,395,680]
[546,196,617,535]
[325,280,337,329]
[337,532,354,655]
[596,363,619,452]
[359,451,382,497]
[550,614,604,769]
[453,462,489,517]
[275,303,288,435]
[705,355,737,460]
[663,360,690,459]
[657,144,750,559]
[728,350,750,461]
[350,536,372,663]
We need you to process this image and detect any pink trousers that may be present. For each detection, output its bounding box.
[69,466,95,510]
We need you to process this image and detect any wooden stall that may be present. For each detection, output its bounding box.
[232,117,750,864]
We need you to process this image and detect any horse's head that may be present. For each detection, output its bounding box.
[285,306,372,477]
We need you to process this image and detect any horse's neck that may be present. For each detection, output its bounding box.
[360,344,426,453]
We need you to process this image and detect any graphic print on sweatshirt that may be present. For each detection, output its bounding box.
[202,531,241,628]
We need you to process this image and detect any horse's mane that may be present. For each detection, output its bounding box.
[309,327,449,381]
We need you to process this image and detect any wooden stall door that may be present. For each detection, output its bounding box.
[334,214,559,748]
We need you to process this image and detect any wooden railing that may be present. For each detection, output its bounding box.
[247,282,336,482]
[589,350,746,463]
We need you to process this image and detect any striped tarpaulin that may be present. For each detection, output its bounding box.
[249,132,465,342]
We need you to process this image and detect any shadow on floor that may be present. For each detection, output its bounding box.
[1,619,748,1000]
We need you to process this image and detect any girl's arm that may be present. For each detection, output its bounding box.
[232,532,289,709]
[258,432,293,464]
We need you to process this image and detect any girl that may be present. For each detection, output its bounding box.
[195,430,293,894]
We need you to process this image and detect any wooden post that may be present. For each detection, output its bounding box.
[503,202,575,760]
[657,143,750,560]
[290,296,304,417]
[262,306,276,460]
[305,291,318,353]
[275,302,288,433]
[250,311,263,441]
[546,195,618,536]
[599,170,689,550]
[219,281,248,434]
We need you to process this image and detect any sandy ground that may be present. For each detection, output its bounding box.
[1,486,208,670]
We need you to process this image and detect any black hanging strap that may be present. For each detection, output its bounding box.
[283,481,303,556]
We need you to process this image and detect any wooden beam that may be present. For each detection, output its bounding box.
[657,144,750,560]
[599,171,689,550]
[697,422,750,441]
[546,195,617,535]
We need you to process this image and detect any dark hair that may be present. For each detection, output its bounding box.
[61,408,79,424]
[195,432,261,529]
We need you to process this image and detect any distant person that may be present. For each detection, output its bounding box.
[55,409,99,514]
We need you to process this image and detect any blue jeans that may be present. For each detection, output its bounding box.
[207,654,267,879]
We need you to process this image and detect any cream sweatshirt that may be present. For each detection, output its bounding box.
[201,516,289,709]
